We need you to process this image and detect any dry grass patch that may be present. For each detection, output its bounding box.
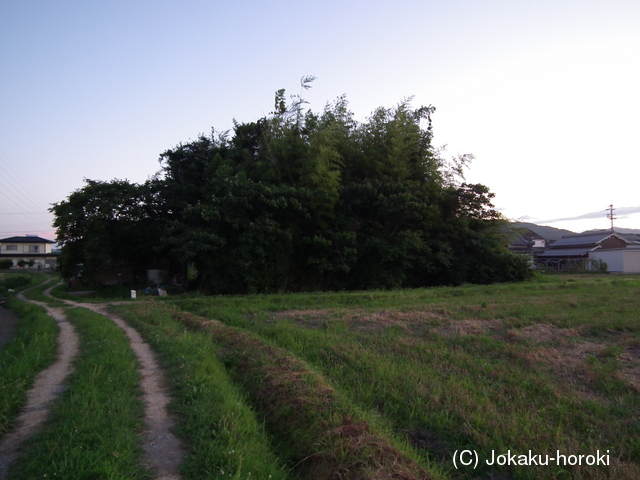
[283,302,640,402]
[431,318,502,337]
[274,308,337,320]
[516,323,574,343]
[346,310,445,334]
[275,306,640,401]
[509,324,640,398]
[276,308,448,334]
[613,345,640,393]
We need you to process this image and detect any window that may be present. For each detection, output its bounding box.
[6,245,18,251]
[29,245,40,253]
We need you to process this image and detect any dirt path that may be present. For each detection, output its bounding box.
[76,301,185,480]
[0,288,79,478]
[0,285,185,480]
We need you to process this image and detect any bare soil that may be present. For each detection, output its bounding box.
[0,286,185,480]
[78,302,185,480]
[0,291,79,478]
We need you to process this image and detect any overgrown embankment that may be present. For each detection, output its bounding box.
[117,301,434,480]
[174,310,432,480]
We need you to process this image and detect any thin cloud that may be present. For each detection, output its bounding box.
[538,206,640,224]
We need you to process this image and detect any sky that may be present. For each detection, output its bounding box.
[1,0,639,240]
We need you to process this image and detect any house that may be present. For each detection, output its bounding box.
[0,235,58,270]
[589,246,640,274]
[536,229,640,273]
[507,227,547,254]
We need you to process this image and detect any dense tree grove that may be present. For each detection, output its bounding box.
[51,80,532,292]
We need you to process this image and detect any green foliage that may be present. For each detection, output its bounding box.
[0,259,13,269]
[50,81,532,293]
[590,258,609,273]
[0,274,32,291]
[49,179,166,282]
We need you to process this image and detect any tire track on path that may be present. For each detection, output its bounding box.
[57,296,185,480]
[0,284,79,479]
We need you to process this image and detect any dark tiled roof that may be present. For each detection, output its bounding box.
[513,228,545,242]
[0,236,54,244]
[550,235,608,247]
[549,230,640,248]
[507,227,546,251]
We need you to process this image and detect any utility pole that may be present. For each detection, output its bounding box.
[606,204,616,231]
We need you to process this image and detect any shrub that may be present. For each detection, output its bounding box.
[1,275,32,290]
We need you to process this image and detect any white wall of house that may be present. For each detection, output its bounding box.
[623,249,640,273]
[2,242,52,254]
[589,248,640,274]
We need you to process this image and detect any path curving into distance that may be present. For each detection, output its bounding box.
[0,284,79,478]
[0,283,185,480]
[75,301,185,480]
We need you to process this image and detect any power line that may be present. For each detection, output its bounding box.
[0,188,31,213]
[0,148,54,207]
[606,204,617,231]
[0,163,53,213]
[0,148,58,238]
[0,212,52,215]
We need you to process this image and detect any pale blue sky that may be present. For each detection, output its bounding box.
[1,0,639,238]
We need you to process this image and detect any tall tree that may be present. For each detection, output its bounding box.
[50,179,162,281]
[51,82,533,291]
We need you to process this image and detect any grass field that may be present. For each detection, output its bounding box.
[2,273,639,479]
[156,274,640,479]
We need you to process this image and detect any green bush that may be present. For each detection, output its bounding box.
[0,274,32,291]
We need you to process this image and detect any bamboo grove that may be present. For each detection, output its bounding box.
[51,79,532,293]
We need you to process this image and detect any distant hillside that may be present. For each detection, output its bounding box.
[582,227,640,235]
[512,222,575,241]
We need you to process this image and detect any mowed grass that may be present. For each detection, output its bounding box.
[7,307,149,480]
[167,274,640,480]
[113,301,292,480]
[0,297,58,437]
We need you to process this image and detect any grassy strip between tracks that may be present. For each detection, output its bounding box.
[20,274,67,306]
[113,301,291,480]
[7,307,148,480]
[172,274,640,480]
[0,297,58,438]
